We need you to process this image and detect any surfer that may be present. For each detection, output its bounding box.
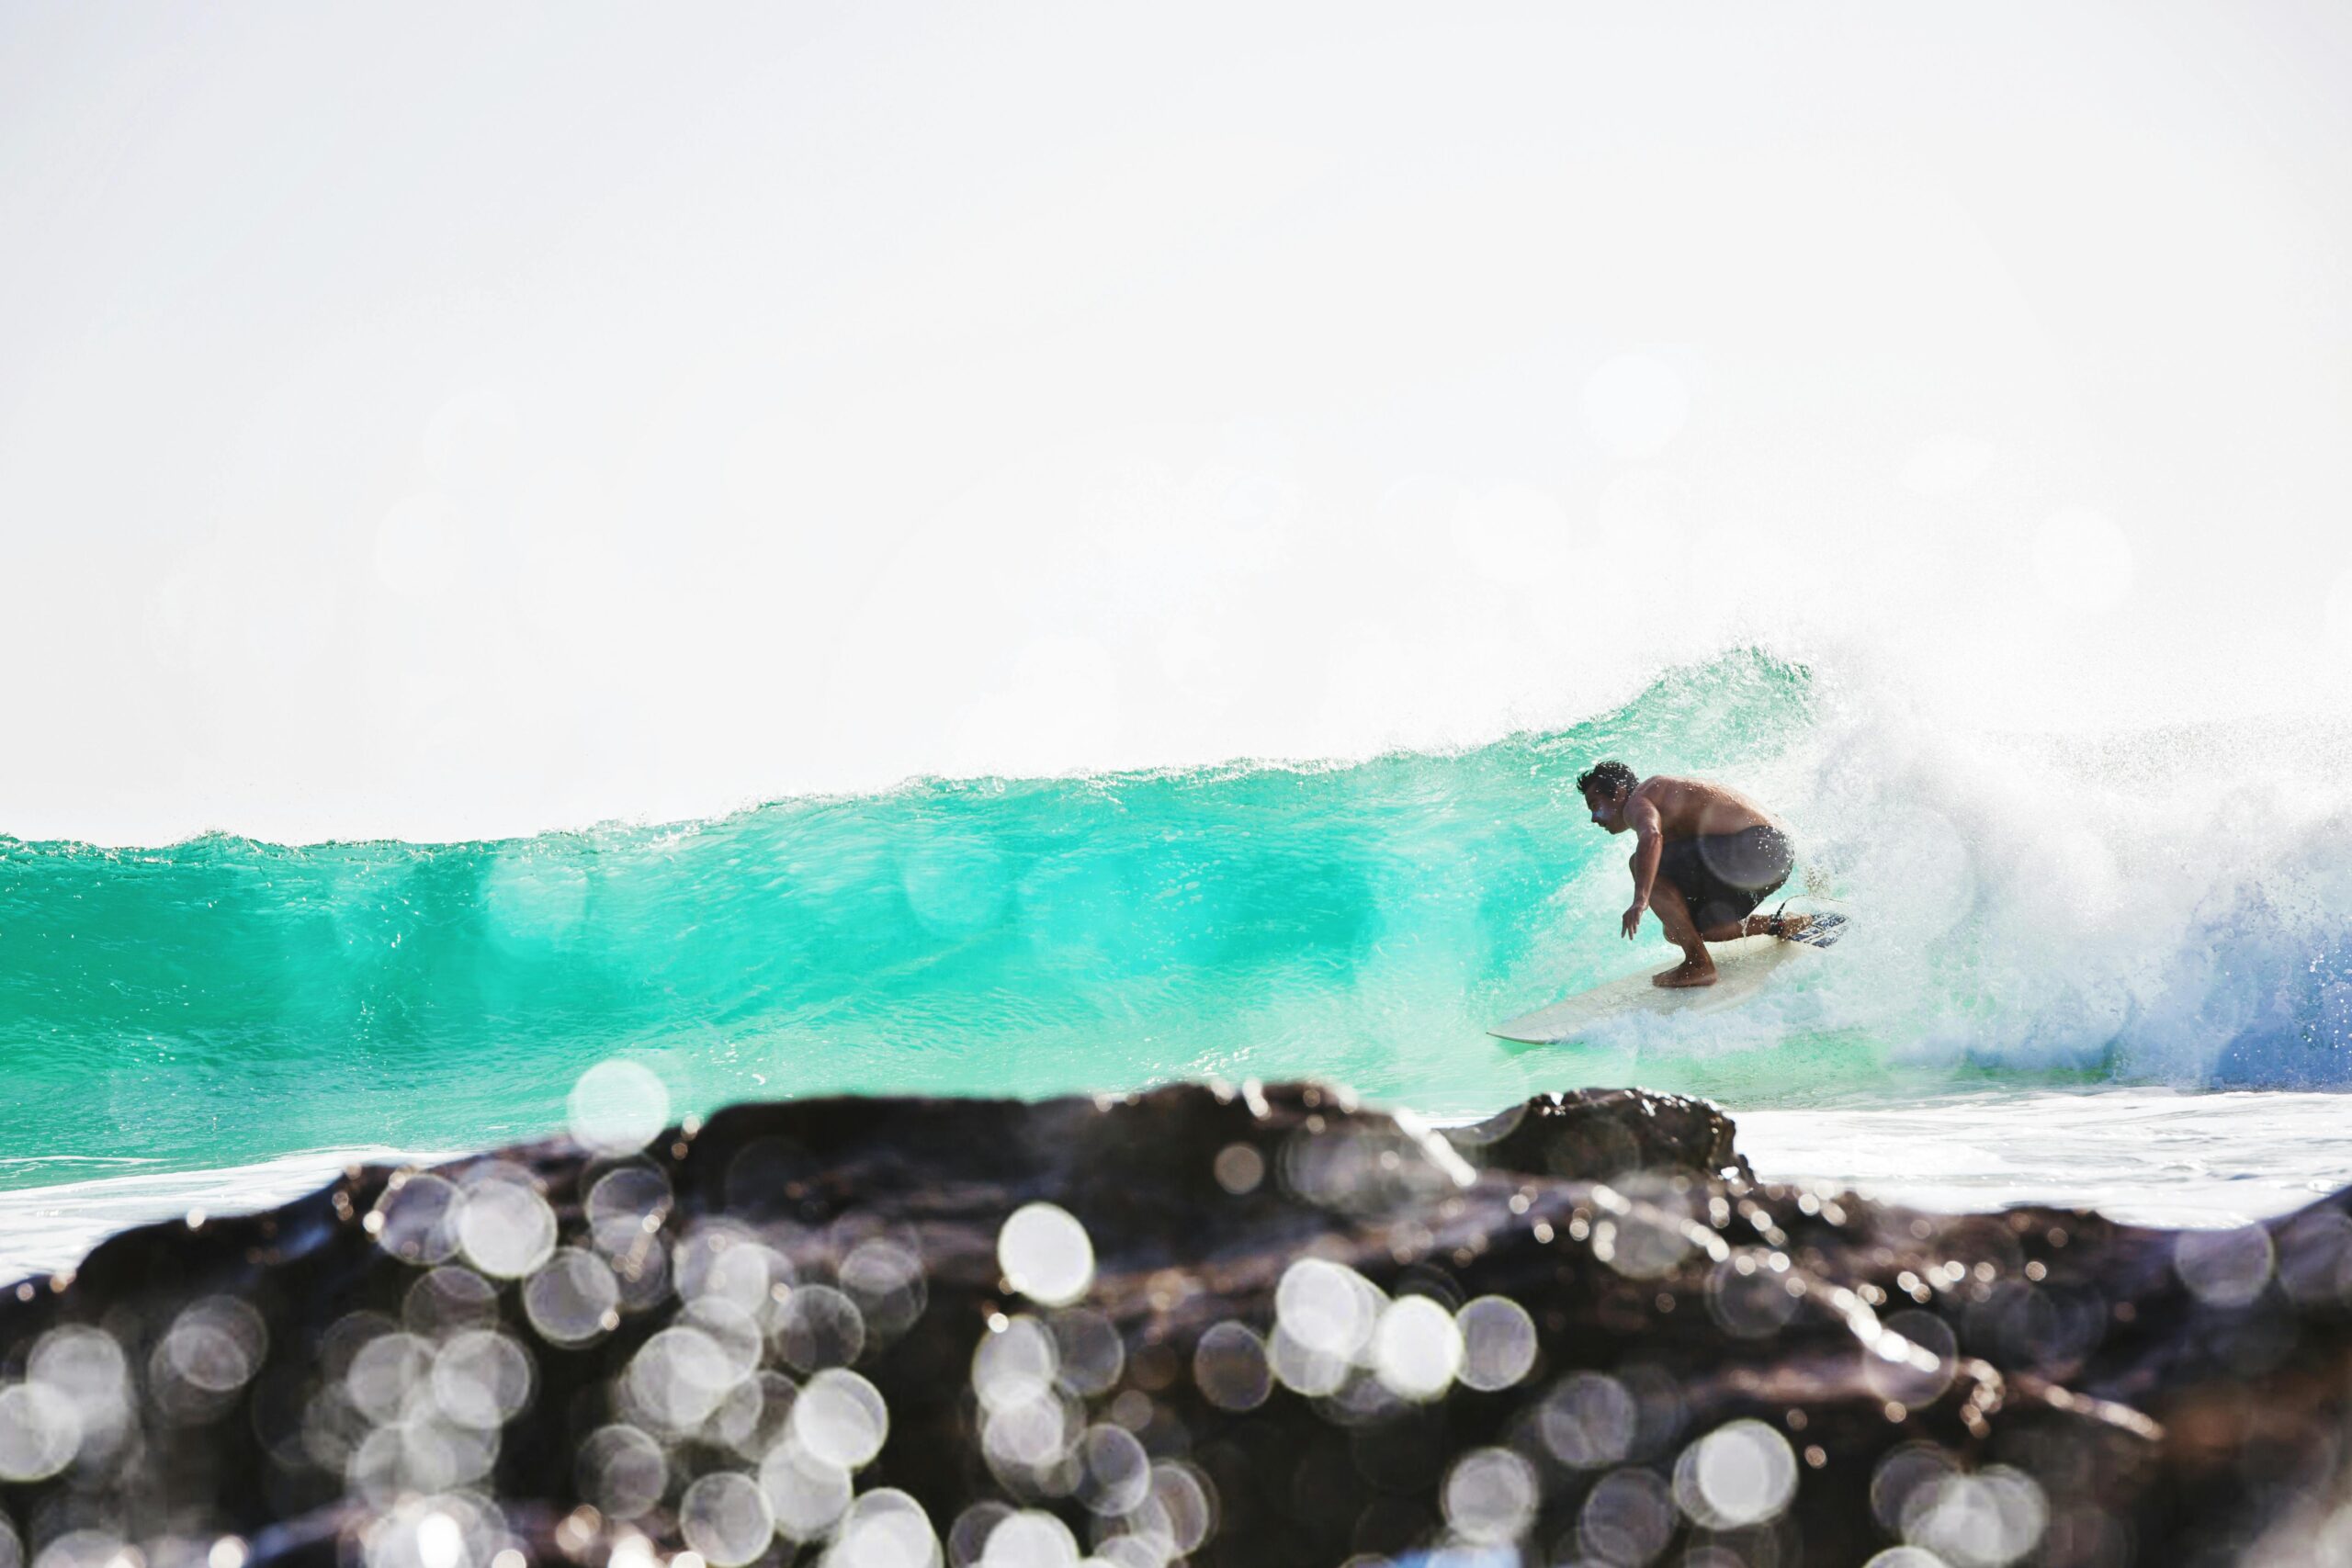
[1577,760,1810,988]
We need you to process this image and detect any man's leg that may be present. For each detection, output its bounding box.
[1647,882,1720,988]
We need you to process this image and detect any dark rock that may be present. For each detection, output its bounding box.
[0,1082,2346,1568]
[1451,1088,1751,1183]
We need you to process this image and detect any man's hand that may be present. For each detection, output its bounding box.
[1622,900,1646,941]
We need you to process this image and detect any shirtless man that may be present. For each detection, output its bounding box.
[1577,760,1810,988]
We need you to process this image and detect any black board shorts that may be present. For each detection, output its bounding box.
[1657,825,1794,931]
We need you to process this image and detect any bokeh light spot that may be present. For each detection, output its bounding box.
[568,1060,672,1157]
[679,1472,775,1568]
[1212,1143,1265,1195]
[2174,1222,2275,1307]
[0,1383,81,1481]
[760,1441,854,1541]
[1674,1418,1799,1529]
[1371,1294,1462,1401]
[1578,1467,1677,1565]
[830,1489,941,1568]
[997,1204,1096,1306]
[790,1368,888,1470]
[523,1247,622,1346]
[579,1426,667,1519]
[1190,1321,1272,1412]
[1442,1448,1538,1544]
[1540,1371,1637,1469]
[1453,1296,1537,1392]
[455,1169,557,1280]
[1275,1258,1380,1359]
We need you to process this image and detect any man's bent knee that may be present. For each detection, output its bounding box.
[1649,884,1699,943]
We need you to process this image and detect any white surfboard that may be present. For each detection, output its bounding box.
[1488,913,1847,1045]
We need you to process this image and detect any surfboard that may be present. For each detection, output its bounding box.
[1487,912,1848,1045]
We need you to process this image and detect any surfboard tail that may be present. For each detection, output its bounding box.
[1790,911,1849,948]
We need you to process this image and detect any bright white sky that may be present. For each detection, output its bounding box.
[4,3,2349,845]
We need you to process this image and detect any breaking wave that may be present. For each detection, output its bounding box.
[6,648,2349,1180]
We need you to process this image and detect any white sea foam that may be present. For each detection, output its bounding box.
[1585,667,2352,1091]
[1736,1089,2352,1228]
[0,1148,446,1283]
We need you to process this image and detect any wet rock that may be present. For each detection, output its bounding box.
[1452,1088,1751,1183]
[0,1082,2346,1568]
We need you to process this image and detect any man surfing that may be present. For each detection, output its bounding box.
[1577,760,1812,988]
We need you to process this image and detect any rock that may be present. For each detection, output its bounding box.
[1450,1089,1751,1183]
[0,1082,2346,1568]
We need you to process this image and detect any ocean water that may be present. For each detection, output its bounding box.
[6,649,2350,1275]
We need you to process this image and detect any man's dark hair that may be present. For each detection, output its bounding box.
[1577,760,1637,799]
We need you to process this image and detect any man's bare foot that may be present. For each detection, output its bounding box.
[1744,911,1814,941]
[1653,957,1719,988]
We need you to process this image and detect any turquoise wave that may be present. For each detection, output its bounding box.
[5,648,2346,1188]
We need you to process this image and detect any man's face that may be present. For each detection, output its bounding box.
[1583,784,1628,833]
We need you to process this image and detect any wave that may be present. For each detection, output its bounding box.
[3,648,2347,1182]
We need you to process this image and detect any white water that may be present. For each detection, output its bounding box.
[1739,1089,2352,1228]
[0,1147,441,1284]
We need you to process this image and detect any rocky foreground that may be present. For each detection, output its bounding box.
[4,1085,2351,1568]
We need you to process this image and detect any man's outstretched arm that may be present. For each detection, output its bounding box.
[1621,795,1664,940]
